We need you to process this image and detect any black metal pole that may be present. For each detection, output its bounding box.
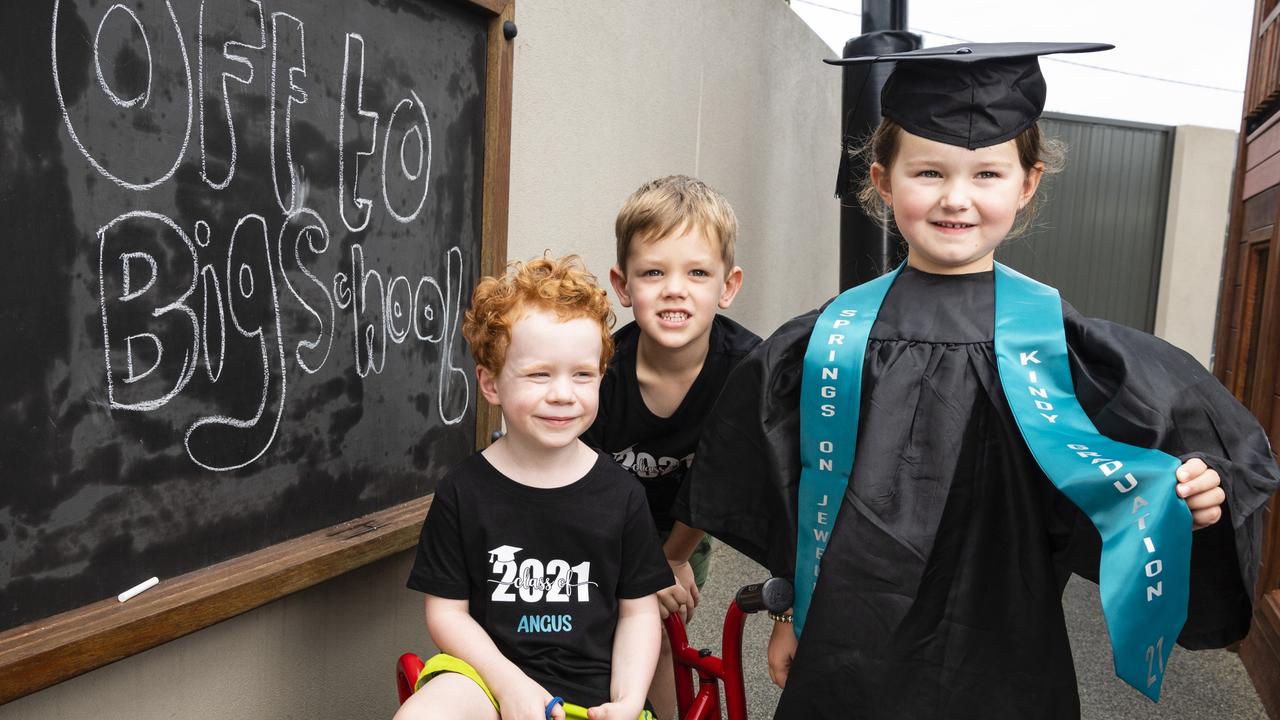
[860,0,907,34]
[837,1,919,290]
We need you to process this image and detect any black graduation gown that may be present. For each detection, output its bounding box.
[673,267,1279,719]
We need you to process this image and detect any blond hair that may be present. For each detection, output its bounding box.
[614,175,738,273]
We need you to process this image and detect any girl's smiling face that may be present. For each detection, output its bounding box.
[871,130,1043,274]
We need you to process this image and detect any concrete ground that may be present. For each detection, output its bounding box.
[681,542,1267,719]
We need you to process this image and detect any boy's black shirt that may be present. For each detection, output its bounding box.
[583,315,761,531]
[407,451,671,707]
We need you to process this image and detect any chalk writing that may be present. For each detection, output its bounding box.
[58,0,473,471]
[55,0,194,191]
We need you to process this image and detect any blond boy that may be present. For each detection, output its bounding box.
[583,176,759,716]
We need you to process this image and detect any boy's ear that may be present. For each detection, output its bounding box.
[870,162,892,206]
[718,266,744,310]
[609,265,633,308]
[477,365,501,407]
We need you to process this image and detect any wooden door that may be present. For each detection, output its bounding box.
[1215,4,1280,709]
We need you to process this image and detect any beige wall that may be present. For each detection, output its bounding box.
[1153,125,1239,368]
[1,552,424,720]
[0,3,838,718]
[507,0,841,335]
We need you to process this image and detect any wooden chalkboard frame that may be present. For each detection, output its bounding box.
[0,0,513,704]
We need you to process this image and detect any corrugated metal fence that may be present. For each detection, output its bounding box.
[996,112,1175,332]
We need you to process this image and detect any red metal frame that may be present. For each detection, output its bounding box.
[396,652,426,705]
[665,600,750,720]
[396,599,756,719]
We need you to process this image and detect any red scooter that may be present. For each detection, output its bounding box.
[662,577,792,720]
[396,577,793,720]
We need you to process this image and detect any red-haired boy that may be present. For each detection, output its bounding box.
[398,256,670,720]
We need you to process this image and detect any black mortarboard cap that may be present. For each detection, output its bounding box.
[825,42,1114,150]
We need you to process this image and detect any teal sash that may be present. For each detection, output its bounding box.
[797,262,1191,701]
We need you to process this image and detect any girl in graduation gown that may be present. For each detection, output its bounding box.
[673,43,1280,720]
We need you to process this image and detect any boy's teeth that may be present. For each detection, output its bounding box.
[660,311,688,321]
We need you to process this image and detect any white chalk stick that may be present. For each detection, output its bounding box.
[117,576,159,603]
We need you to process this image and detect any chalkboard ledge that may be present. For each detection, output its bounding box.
[0,495,432,704]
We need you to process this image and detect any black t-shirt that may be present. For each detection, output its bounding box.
[407,451,671,707]
[583,315,761,530]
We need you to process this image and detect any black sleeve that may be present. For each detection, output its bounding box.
[1065,306,1280,649]
[583,326,635,451]
[673,310,820,579]
[616,487,677,599]
[581,419,603,450]
[581,365,615,450]
[406,476,471,599]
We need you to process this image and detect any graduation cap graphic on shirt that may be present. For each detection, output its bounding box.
[488,545,522,564]
[825,42,1114,149]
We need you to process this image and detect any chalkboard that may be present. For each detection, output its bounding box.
[0,0,509,653]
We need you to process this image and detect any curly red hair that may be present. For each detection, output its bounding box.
[462,255,615,374]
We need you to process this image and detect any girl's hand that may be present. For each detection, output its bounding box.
[492,674,556,720]
[587,698,643,720]
[1176,458,1226,530]
[767,618,798,689]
